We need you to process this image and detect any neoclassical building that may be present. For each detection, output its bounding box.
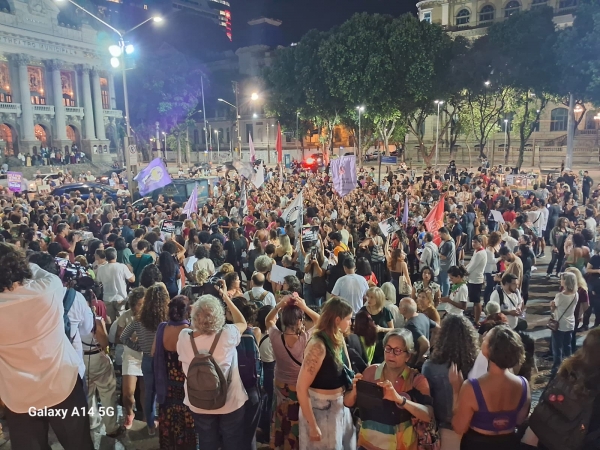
[0,0,122,161]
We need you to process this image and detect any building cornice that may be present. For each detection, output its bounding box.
[416,0,443,10]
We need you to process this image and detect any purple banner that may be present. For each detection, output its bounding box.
[133,158,172,196]
[7,171,22,192]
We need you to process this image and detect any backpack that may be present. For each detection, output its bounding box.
[529,376,600,450]
[425,244,440,277]
[185,329,231,410]
[63,288,77,343]
[248,291,268,309]
[237,329,262,391]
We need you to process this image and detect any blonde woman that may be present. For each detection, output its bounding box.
[297,298,356,450]
[274,234,294,264]
[381,282,404,327]
[565,267,589,352]
[360,287,395,364]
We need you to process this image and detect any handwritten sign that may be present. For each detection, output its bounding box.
[160,220,183,236]
[7,171,21,192]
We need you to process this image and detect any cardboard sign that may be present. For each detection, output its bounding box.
[270,264,298,285]
[7,171,21,192]
[378,217,401,237]
[490,210,505,224]
[160,220,183,236]
[37,184,51,195]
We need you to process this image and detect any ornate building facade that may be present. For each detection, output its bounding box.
[0,0,122,162]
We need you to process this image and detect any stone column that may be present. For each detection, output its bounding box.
[46,59,68,140]
[90,68,106,140]
[107,72,117,110]
[11,54,36,141]
[77,64,96,140]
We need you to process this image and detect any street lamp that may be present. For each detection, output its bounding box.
[218,97,238,160]
[484,81,491,86]
[503,119,509,154]
[357,106,365,160]
[251,92,259,101]
[434,100,444,171]
[214,129,220,162]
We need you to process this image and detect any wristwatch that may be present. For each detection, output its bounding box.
[397,395,407,407]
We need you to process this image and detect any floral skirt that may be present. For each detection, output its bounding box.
[271,381,300,450]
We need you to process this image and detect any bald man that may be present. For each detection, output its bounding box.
[399,298,439,367]
[244,272,276,307]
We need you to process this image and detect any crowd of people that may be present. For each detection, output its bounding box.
[0,160,599,450]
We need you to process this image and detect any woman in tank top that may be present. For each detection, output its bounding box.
[451,325,530,450]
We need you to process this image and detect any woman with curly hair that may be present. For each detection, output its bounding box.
[422,314,479,450]
[153,295,197,449]
[121,283,170,435]
[209,239,226,270]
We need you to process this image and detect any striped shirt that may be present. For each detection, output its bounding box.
[121,320,156,355]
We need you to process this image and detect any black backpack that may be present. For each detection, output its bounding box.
[529,376,600,450]
[63,288,77,343]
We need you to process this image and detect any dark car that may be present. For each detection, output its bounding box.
[51,182,120,201]
[97,168,126,185]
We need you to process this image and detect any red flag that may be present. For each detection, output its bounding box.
[276,123,283,164]
[423,196,445,245]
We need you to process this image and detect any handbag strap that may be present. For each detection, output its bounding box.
[280,333,302,366]
[555,293,578,323]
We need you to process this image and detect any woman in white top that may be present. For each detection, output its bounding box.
[176,284,248,450]
[381,282,404,327]
[483,232,502,304]
[550,271,579,378]
[440,266,468,316]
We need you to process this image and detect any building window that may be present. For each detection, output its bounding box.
[194,129,199,144]
[422,11,431,23]
[559,0,577,9]
[246,124,253,142]
[550,108,568,132]
[456,8,470,25]
[100,77,110,109]
[0,62,12,103]
[61,71,75,107]
[226,127,230,142]
[28,66,45,105]
[504,1,520,17]
[479,5,495,22]
[531,0,547,7]
[143,3,148,8]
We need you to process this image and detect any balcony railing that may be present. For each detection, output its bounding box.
[65,107,84,116]
[0,102,21,116]
[33,105,55,115]
[103,109,123,118]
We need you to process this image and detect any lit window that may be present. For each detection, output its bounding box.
[143,4,148,9]
[456,8,470,25]
[422,11,431,23]
[479,5,494,22]
[504,1,520,17]
[550,108,568,132]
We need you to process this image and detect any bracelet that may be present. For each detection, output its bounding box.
[397,395,407,407]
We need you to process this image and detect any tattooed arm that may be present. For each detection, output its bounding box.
[296,337,326,441]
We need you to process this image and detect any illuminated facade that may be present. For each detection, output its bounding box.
[0,0,122,161]
[171,0,232,40]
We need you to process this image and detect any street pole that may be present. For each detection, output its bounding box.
[234,81,241,161]
[267,123,271,165]
[566,93,575,170]
[357,106,364,165]
[504,119,508,159]
[215,130,220,163]
[434,100,443,171]
[296,112,299,154]
[155,121,160,158]
[186,127,190,168]
[201,77,208,163]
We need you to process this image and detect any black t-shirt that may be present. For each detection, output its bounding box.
[583,176,594,192]
[451,223,464,243]
[360,305,394,364]
[563,174,575,188]
[520,246,535,276]
[307,207,318,218]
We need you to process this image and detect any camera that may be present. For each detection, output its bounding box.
[55,257,87,282]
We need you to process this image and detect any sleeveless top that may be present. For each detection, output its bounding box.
[469,377,528,432]
[310,333,345,390]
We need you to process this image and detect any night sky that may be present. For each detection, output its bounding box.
[134,0,416,59]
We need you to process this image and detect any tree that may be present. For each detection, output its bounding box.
[486,7,559,168]
[127,44,204,144]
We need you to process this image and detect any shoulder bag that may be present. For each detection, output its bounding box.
[547,293,577,332]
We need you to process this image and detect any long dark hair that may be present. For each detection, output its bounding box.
[158,251,177,280]
[558,328,600,395]
[429,314,479,378]
[353,309,377,347]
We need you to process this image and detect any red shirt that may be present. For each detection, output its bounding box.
[54,235,74,262]
[503,211,516,223]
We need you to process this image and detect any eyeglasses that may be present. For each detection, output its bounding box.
[384,346,409,356]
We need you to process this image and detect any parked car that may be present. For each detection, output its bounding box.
[51,182,121,201]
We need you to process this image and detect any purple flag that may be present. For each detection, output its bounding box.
[331,155,356,197]
[182,183,198,216]
[402,196,409,224]
[134,158,172,196]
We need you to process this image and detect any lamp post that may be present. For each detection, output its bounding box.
[219,92,258,162]
[434,100,444,171]
[504,119,509,156]
[296,111,300,153]
[357,106,364,162]
[55,0,162,195]
[215,129,220,162]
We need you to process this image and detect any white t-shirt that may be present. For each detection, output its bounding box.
[177,325,248,414]
[444,283,468,316]
[259,334,275,363]
[552,292,578,332]
[585,217,597,233]
[466,249,487,284]
[96,262,133,303]
[489,287,523,329]
[0,265,81,413]
[65,288,95,378]
[244,287,276,307]
[332,273,369,315]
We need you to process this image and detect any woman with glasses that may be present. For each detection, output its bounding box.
[344,329,434,450]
